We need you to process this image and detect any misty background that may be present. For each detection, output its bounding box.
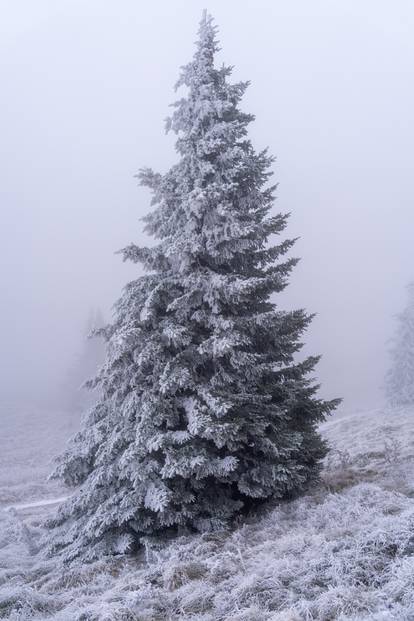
[1,0,413,413]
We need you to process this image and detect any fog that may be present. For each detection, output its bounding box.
[1,0,414,413]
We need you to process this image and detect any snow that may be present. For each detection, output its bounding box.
[5,497,69,512]
[1,405,414,620]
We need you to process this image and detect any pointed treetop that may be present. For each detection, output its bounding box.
[168,11,251,145]
[196,10,219,55]
[175,11,220,92]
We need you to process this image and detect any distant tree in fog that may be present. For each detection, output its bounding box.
[47,12,339,562]
[385,283,414,407]
[63,308,105,413]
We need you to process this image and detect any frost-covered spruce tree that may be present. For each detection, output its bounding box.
[47,13,339,561]
[385,282,414,407]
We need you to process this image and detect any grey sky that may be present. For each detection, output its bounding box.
[1,0,414,409]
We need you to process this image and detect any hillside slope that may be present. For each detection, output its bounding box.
[1,406,414,620]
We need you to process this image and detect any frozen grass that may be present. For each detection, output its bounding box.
[1,406,414,620]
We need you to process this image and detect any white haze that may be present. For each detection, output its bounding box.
[1,0,414,411]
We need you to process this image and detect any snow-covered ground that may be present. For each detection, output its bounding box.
[0,408,75,509]
[1,406,414,620]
